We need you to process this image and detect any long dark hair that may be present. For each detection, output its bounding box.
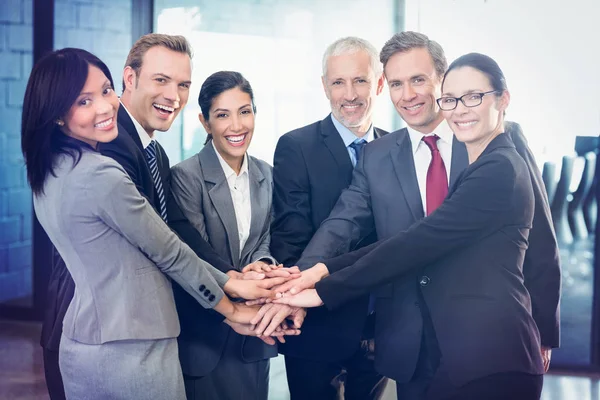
[197,71,256,145]
[21,48,114,195]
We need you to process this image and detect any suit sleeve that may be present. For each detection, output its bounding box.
[506,122,561,348]
[92,160,229,309]
[270,134,315,266]
[169,164,234,274]
[316,154,519,310]
[251,225,277,265]
[298,146,376,269]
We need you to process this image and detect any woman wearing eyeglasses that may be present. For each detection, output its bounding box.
[273,53,545,399]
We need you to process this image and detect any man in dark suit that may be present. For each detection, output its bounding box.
[268,37,389,399]
[40,33,234,399]
[263,31,560,399]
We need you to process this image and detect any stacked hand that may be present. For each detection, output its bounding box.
[220,263,303,344]
[222,263,301,300]
[245,262,330,307]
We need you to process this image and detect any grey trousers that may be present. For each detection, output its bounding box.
[59,334,185,400]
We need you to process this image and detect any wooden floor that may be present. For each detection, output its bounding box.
[0,320,598,400]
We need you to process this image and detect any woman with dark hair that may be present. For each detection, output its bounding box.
[168,71,296,400]
[272,53,545,399]
[22,50,279,399]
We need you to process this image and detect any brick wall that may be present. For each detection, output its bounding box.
[55,0,132,89]
[0,0,132,303]
[0,0,33,302]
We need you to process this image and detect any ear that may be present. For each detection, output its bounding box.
[122,66,137,92]
[321,75,330,100]
[497,90,511,113]
[198,113,211,134]
[376,73,385,95]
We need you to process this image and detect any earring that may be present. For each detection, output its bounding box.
[55,120,64,126]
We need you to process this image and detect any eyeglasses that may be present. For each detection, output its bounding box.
[436,90,501,111]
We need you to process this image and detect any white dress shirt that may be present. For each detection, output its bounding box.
[331,114,375,166]
[406,120,454,215]
[120,101,153,150]
[212,141,251,255]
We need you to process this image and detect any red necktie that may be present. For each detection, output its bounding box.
[422,135,448,215]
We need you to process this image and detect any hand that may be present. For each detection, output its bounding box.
[273,263,329,297]
[272,289,323,309]
[224,318,300,345]
[226,270,268,281]
[224,319,275,345]
[243,262,302,279]
[251,303,307,336]
[541,346,552,373]
[223,276,288,300]
[214,299,259,324]
[242,260,277,273]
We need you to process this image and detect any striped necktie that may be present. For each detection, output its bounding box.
[348,139,366,166]
[144,141,168,222]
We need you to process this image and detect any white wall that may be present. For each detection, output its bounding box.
[154,0,397,165]
[405,0,600,162]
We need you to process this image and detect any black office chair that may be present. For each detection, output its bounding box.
[542,161,558,205]
[583,179,597,235]
[551,155,576,245]
[568,152,596,240]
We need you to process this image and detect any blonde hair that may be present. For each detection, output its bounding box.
[122,33,193,91]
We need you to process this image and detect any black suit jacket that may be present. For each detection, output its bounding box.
[299,122,560,383]
[270,114,387,361]
[317,133,545,386]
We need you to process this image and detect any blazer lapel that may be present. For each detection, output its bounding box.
[374,127,388,139]
[240,158,268,263]
[117,106,143,151]
[390,129,424,221]
[450,136,469,189]
[320,115,354,174]
[201,145,241,266]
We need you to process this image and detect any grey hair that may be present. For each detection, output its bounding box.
[380,31,447,79]
[322,36,383,78]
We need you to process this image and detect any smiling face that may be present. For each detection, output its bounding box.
[322,50,384,136]
[200,87,255,171]
[121,45,192,137]
[62,65,119,148]
[385,47,444,134]
[441,66,509,146]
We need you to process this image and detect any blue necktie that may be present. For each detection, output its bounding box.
[144,141,168,222]
[349,139,375,314]
[348,139,366,167]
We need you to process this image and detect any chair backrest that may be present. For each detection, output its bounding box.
[542,161,558,205]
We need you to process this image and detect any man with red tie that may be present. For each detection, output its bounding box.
[288,31,560,399]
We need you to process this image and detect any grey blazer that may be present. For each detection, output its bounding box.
[170,143,278,377]
[33,149,229,345]
[171,143,276,269]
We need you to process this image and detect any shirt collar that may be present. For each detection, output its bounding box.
[330,114,375,147]
[406,119,454,154]
[120,100,153,149]
[211,140,248,179]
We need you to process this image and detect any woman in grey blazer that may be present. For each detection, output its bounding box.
[21,49,278,400]
[169,71,287,400]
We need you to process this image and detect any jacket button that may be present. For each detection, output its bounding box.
[209,295,215,302]
[199,284,206,291]
[204,289,211,297]
[419,276,430,286]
